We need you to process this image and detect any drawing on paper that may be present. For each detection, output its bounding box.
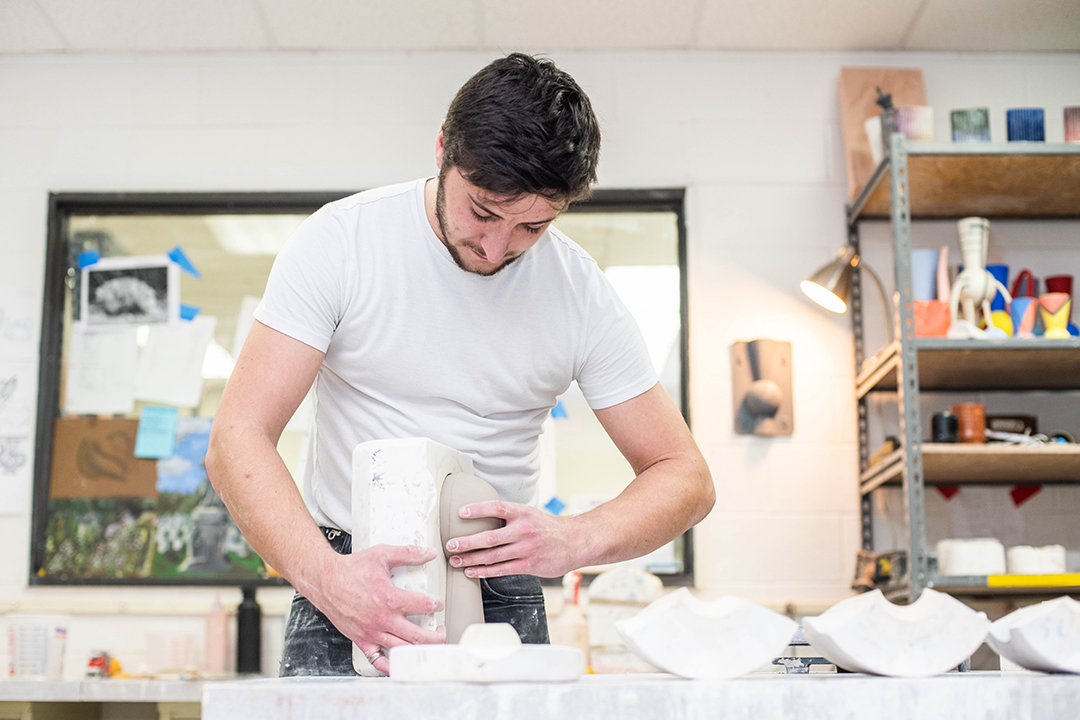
[0,438,28,475]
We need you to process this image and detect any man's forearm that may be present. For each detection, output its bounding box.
[567,450,715,569]
[206,425,334,601]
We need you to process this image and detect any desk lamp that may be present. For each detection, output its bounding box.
[801,246,894,345]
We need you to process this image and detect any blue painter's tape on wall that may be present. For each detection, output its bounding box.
[179,304,201,320]
[168,245,202,279]
[544,496,566,516]
[78,250,100,268]
[551,399,569,419]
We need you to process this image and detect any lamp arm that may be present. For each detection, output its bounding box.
[857,260,895,344]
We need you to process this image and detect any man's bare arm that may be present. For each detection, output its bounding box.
[206,320,445,673]
[446,383,715,577]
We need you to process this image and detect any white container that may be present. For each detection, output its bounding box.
[1007,545,1067,575]
[5,615,69,680]
[936,538,1006,576]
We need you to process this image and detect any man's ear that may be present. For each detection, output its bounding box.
[435,125,445,170]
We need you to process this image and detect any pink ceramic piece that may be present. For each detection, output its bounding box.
[1010,296,1038,338]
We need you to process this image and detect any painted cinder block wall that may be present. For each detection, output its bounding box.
[1,50,1078,675]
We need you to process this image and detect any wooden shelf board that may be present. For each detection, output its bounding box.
[856,145,1080,219]
[864,338,1080,393]
[923,443,1080,483]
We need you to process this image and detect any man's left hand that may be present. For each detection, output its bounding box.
[444,501,581,578]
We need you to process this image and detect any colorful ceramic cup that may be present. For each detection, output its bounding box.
[911,249,940,301]
[1040,293,1072,339]
[1007,108,1045,142]
[1010,296,1038,338]
[1066,106,1080,144]
[1044,275,1074,325]
[951,108,991,143]
[951,403,986,444]
[987,264,1009,311]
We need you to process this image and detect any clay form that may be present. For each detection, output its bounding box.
[1006,545,1067,575]
[987,596,1080,673]
[390,622,584,683]
[948,217,1011,339]
[1040,293,1072,339]
[1011,296,1039,338]
[937,538,1006,575]
[351,438,473,676]
[801,589,989,677]
[440,472,503,644]
[587,567,664,673]
[615,588,798,679]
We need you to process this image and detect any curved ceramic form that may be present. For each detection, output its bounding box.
[615,588,798,679]
[987,596,1080,673]
[1041,293,1072,339]
[801,589,989,677]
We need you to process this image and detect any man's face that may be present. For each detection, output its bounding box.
[434,166,563,277]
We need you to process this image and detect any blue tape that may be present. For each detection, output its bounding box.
[179,304,201,320]
[78,250,100,268]
[550,400,569,419]
[168,246,201,279]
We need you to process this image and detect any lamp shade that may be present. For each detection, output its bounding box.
[801,248,856,313]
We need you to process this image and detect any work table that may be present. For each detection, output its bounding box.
[201,672,1080,720]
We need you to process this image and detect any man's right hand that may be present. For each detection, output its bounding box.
[310,543,447,675]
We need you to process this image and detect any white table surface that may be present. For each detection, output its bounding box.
[0,679,203,703]
[200,672,1080,720]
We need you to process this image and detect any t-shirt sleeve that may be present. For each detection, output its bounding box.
[253,207,350,353]
[574,272,659,410]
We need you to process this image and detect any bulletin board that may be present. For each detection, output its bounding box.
[32,192,347,585]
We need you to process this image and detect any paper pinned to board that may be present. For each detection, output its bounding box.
[134,405,179,459]
[135,315,217,408]
[49,416,158,499]
[65,325,139,415]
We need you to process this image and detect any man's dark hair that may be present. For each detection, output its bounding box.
[441,53,601,204]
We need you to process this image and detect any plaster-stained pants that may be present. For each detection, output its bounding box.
[279,526,550,677]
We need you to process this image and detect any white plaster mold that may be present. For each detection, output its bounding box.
[614,588,799,679]
[390,623,584,683]
[351,438,473,676]
[986,596,1080,674]
[936,538,1007,576]
[801,589,990,677]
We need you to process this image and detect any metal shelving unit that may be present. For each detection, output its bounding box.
[847,137,1080,601]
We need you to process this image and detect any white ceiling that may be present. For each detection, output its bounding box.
[1,0,1079,54]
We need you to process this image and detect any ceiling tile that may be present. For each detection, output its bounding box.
[480,0,697,50]
[260,0,481,50]
[696,0,926,50]
[0,0,67,52]
[37,0,271,51]
[905,0,1080,51]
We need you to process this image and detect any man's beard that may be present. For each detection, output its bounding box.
[435,171,522,277]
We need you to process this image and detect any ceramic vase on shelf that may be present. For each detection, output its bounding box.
[1040,293,1072,339]
[948,217,1011,339]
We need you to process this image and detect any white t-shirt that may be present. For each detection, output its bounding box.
[254,178,657,532]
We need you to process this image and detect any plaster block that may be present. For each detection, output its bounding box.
[801,588,990,677]
[987,596,1080,674]
[615,588,798,679]
[351,437,473,675]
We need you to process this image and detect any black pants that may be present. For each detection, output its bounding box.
[279,527,549,677]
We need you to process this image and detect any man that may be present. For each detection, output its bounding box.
[206,53,714,677]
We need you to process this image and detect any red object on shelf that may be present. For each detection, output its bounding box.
[936,486,961,500]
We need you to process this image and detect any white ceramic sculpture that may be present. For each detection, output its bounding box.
[986,596,1080,674]
[948,217,1011,339]
[587,567,664,673]
[801,589,989,677]
[390,623,584,683]
[351,438,474,676]
[615,588,799,679]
